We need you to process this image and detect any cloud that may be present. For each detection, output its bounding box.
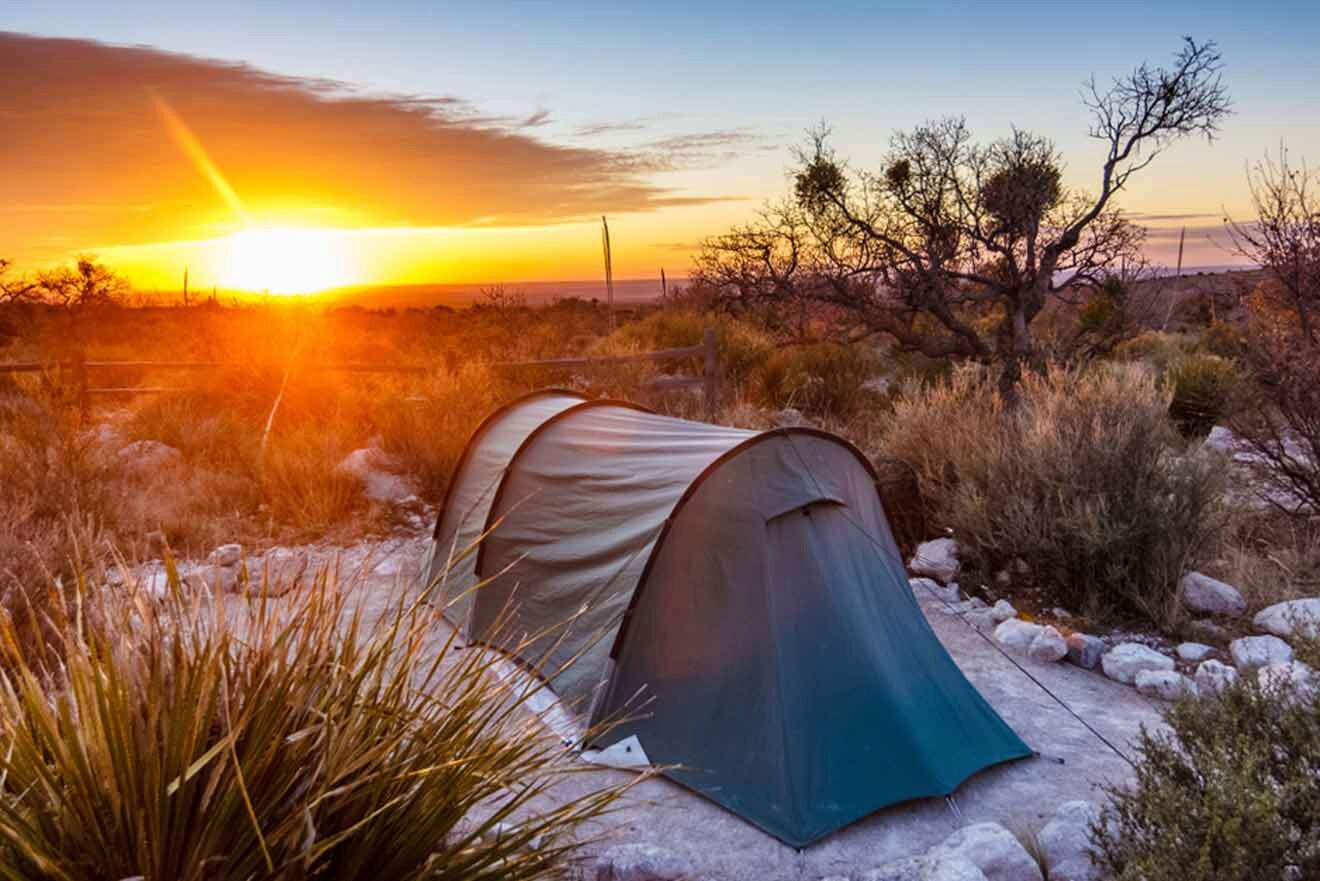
[0,32,750,263]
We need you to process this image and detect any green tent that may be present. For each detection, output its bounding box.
[423,389,1030,847]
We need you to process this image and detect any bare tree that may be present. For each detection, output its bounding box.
[0,259,39,305]
[35,256,129,311]
[1226,146,1320,345]
[694,38,1230,398]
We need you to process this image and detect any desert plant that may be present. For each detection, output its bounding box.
[598,310,772,386]
[1163,353,1241,436]
[756,341,879,417]
[1094,679,1320,881]
[0,561,636,881]
[882,363,1223,627]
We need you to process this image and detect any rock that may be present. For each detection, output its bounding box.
[994,619,1044,653]
[1038,801,1102,881]
[909,538,960,583]
[1050,607,1073,620]
[117,440,182,472]
[774,407,806,427]
[1257,661,1314,697]
[1254,598,1320,640]
[912,577,960,604]
[923,858,989,881]
[966,608,999,630]
[335,447,418,504]
[1176,642,1215,663]
[932,822,1043,881]
[1135,669,1198,701]
[994,570,1012,587]
[989,600,1017,623]
[856,857,928,881]
[1186,618,1229,645]
[1230,634,1293,672]
[1194,659,1240,695]
[1065,634,1106,670]
[1204,425,1240,456]
[257,547,311,590]
[1179,571,1247,616]
[208,543,243,568]
[594,843,694,881]
[1028,626,1068,663]
[1101,643,1174,685]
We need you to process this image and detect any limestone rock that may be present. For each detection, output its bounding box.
[1101,643,1174,685]
[989,600,1017,624]
[774,407,806,427]
[994,619,1044,654]
[117,440,182,472]
[1065,634,1106,670]
[966,608,999,631]
[594,844,694,881]
[856,857,927,881]
[912,577,960,605]
[1135,669,1198,701]
[1230,634,1293,672]
[208,543,243,568]
[1194,659,1240,695]
[924,858,989,881]
[1027,626,1068,663]
[1257,661,1314,698]
[932,822,1043,881]
[1038,800,1102,881]
[1254,598,1320,640]
[1180,571,1247,616]
[909,538,960,584]
[1176,642,1214,663]
[336,447,418,504]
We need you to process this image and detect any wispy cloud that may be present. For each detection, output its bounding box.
[0,32,753,263]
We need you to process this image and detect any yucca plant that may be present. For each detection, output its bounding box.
[0,558,636,881]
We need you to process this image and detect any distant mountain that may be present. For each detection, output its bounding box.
[320,277,681,309]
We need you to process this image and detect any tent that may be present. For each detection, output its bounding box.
[422,389,1030,847]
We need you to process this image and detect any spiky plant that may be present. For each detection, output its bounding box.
[0,559,636,881]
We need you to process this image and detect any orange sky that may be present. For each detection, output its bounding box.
[5,24,1313,295]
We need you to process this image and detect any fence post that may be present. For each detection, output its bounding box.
[702,328,718,422]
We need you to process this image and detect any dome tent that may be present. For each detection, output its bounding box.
[423,389,1030,847]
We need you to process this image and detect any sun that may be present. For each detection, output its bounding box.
[219,226,355,294]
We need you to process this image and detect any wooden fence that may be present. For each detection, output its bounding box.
[0,329,721,421]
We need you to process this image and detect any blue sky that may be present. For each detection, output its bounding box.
[3,0,1319,278]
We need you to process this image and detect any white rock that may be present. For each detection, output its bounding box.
[966,608,999,631]
[1180,572,1247,616]
[594,843,694,881]
[1038,801,1102,881]
[1135,669,1198,701]
[932,822,1043,881]
[335,447,418,504]
[208,543,243,568]
[909,538,960,584]
[1230,634,1294,672]
[1176,642,1215,663]
[924,857,989,881]
[774,407,806,427]
[989,600,1017,624]
[1254,598,1320,640]
[1027,626,1068,663]
[1194,659,1240,695]
[1257,661,1314,697]
[1203,425,1240,456]
[994,619,1044,653]
[856,857,927,881]
[1065,634,1106,670]
[1101,643,1175,685]
[912,577,960,604]
[117,440,182,471]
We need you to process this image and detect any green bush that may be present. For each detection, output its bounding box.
[1094,680,1320,881]
[756,342,880,417]
[0,564,633,881]
[1113,331,1198,372]
[1164,353,1241,437]
[600,310,772,385]
[881,363,1223,627]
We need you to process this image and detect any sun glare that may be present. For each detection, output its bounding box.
[219,227,354,294]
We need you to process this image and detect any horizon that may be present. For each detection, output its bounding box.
[3,3,1318,296]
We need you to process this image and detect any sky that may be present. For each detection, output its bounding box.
[2,0,1319,293]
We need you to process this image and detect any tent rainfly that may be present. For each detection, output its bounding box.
[422,389,1030,847]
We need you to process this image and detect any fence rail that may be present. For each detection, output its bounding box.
[0,328,721,420]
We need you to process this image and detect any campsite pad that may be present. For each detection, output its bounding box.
[290,535,1166,881]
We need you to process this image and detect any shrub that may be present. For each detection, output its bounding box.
[1163,353,1242,436]
[756,342,880,417]
[1094,680,1320,881]
[0,563,635,881]
[1112,331,1197,372]
[882,363,1223,627]
[600,310,773,385]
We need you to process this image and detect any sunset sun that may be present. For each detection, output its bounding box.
[219,226,354,294]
